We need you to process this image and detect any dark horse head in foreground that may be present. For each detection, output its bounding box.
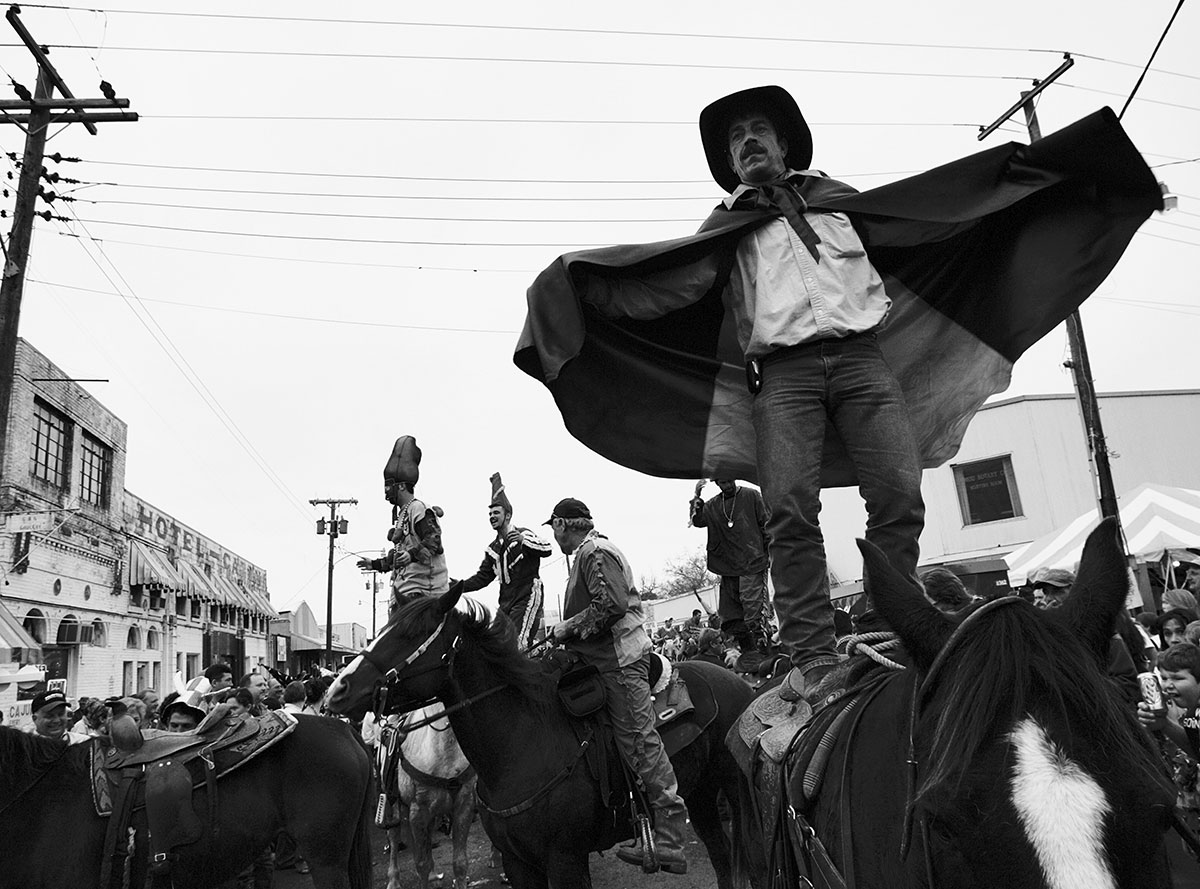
[799,518,1174,888]
[0,715,373,889]
[327,586,762,889]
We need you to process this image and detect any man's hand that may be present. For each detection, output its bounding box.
[355,557,374,573]
[1136,700,1168,733]
[552,622,572,643]
[694,479,707,497]
[394,549,413,568]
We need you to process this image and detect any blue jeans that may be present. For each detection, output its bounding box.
[751,334,924,672]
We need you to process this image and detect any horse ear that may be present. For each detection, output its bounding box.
[857,538,953,673]
[438,579,465,616]
[1056,517,1127,666]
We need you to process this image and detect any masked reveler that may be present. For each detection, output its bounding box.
[454,473,553,651]
[358,435,447,611]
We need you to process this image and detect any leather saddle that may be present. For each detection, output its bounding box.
[91,709,298,888]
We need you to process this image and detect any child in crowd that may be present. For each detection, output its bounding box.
[1138,642,1200,832]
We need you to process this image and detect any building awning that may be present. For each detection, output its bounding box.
[0,599,41,658]
[128,540,186,592]
[175,559,224,605]
[211,572,252,611]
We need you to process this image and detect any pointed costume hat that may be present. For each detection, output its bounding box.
[490,472,513,514]
[384,435,421,484]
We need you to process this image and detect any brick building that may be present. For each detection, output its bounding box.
[0,339,277,723]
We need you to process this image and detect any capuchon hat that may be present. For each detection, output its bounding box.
[544,497,592,525]
[1029,567,1076,589]
[383,435,421,484]
[31,689,68,715]
[699,85,813,193]
[489,472,513,515]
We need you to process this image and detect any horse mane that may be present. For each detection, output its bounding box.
[916,599,1169,803]
[387,595,549,705]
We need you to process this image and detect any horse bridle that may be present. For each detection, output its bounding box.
[359,612,506,731]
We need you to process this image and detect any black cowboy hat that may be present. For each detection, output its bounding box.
[699,85,813,193]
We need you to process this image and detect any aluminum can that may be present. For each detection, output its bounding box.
[1138,671,1168,717]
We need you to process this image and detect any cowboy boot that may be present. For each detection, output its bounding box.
[616,806,688,875]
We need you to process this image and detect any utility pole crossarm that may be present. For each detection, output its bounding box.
[7,5,96,134]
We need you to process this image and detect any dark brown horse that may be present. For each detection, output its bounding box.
[0,714,373,889]
[326,586,763,889]
[754,519,1176,889]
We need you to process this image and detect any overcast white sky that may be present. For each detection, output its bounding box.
[6,0,1197,630]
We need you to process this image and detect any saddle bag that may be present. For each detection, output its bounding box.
[557,663,606,718]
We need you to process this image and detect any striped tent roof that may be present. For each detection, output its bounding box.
[1005,483,1200,585]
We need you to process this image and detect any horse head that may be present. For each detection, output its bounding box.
[857,518,1174,889]
[326,584,487,719]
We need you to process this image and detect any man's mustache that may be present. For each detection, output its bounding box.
[740,141,766,161]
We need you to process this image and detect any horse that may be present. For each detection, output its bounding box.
[0,714,374,889]
[751,518,1176,889]
[372,705,478,889]
[326,587,762,889]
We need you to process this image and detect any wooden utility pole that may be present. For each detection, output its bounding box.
[0,6,137,471]
[980,55,1122,525]
[310,497,358,667]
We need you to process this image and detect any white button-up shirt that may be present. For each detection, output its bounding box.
[724,172,890,361]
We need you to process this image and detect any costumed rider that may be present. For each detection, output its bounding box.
[689,478,774,673]
[357,435,448,611]
[699,86,925,702]
[546,497,689,875]
[454,473,553,651]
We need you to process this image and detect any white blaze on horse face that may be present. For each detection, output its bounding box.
[1009,718,1116,889]
[326,653,366,708]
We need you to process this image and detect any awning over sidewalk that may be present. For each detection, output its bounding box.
[128,540,186,592]
[0,599,41,659]
[175,558,224,605]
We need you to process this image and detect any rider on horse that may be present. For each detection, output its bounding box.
[546,497,690,875]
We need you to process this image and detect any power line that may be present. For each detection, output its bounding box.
[72,179,721,202]
[57,209,318,523]
[51,232,539,273]
[30,279,521,334]
[13,44,1043,83]
[64,217,623,247]
[84,198,703,225]
[1119,0,1188,119]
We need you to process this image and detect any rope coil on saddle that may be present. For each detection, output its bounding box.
[838,631,906,671]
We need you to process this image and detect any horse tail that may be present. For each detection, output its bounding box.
[348,738,375,889]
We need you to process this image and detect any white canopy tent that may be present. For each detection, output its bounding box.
[1004,483,1200,586]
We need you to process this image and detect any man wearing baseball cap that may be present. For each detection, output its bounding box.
[28,690,90,744]
[546,497,689,874]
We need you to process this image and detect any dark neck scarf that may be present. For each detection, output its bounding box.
[732,176,822,262]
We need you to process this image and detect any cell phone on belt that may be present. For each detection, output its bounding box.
[745,359,762,395]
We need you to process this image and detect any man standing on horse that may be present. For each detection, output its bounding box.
[695,86,926,701]
[547,498,690,874]
[456,473,553,650]
[690,478,774,673]
[358,435,448,610]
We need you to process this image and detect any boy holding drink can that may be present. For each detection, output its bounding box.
[1137,642,1200,757]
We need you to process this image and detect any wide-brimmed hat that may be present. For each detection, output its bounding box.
[699,85,813,193]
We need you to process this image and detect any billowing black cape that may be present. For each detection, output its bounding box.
[515,109,1162,487]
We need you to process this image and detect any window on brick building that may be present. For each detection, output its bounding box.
[32,398,71,488]
[79,432,112,507]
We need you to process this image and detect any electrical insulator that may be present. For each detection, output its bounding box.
[338,519,348,534]
[316,518,326,535]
